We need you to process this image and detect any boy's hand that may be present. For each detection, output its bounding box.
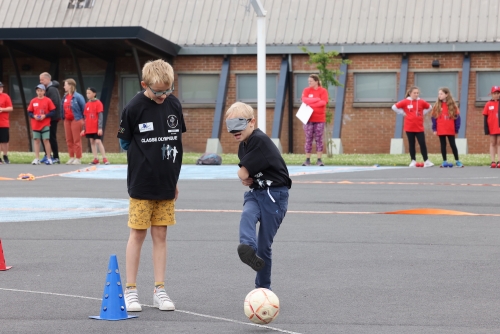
[433,131,437,135]
[80,130,85,136]
[240,177,253,186]
[98,129,103,136]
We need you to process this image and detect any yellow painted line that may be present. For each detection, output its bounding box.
[0,177,14,180]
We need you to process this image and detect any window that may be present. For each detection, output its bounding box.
[236,74,278,102]
[295,74,336,103]
[414,72,458,101]
[10,76,40,103]
[477,72,500,101]
[354,73,397,102]
[81,76,105,99]
[179,74,219,103]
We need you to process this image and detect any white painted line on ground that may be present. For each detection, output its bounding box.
[0,287,302,334]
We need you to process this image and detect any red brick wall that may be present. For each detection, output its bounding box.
[3,52,499,155]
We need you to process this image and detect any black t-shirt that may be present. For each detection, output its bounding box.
[238,128,292,189]
[117,92,186,199]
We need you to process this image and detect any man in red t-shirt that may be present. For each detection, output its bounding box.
[0,82,13,164]
[27,84,56,165]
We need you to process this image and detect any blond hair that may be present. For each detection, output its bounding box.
[431,87,459,119]
[142,59,174,87]
[225,102,255,119]
[405,86,419,98]
[64,78,77,95]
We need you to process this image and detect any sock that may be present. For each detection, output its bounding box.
[305,158,310,162]
[317,158,322,162]
[155,282,164,289]
[126,283,137,290]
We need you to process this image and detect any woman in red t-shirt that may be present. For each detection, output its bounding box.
[482,86,500,168]
[431,87,463,168]
[392,86,434,167]
[301,74,329,166]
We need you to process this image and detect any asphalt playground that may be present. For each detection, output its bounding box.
[1,163,500,333]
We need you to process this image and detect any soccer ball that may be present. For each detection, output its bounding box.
[243,288,280,324]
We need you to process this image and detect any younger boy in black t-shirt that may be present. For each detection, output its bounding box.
[225,102,291,290]
[117,59,186,312]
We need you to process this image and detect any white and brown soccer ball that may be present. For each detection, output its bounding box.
[243,288,280,324]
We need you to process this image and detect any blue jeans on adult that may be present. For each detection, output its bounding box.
[239,186,289,289]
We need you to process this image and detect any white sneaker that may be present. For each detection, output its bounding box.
[71,158,81,165]
[409,160,417,167]
[31,159,40,165]
[66,158,75,165]
[153,286,175,311]
[45,158,53,165]
[124,288,142,312]
[424,160,434,168]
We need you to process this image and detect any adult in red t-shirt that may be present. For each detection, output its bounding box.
[27,85,56,164]
[301,74,329,166]
[0,82,13,164]
[482,86,500,167]
[431,87,463,167]
[392,86,434,167]
[80,87,109,165]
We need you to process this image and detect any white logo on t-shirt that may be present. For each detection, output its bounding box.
[139,122,154,132]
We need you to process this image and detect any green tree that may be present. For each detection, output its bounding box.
[300,45,350,155]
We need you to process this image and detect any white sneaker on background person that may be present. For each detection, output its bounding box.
[66,158,75,165]
[409,160,417,167]
[71,158,81,165]
[424,160,434,167]
[31,158,40,165]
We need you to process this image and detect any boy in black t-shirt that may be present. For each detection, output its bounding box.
[117,59,186,312]
[225,102,291,290]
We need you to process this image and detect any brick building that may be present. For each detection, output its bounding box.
[0,0,499,154]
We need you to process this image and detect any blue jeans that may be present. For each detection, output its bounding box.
[239,186,289,289]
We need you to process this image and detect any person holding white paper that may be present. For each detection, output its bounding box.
[301,74,328,166]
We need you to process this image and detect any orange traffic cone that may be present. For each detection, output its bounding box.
[0,239,12,271]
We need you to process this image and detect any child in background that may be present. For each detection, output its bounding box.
[431,87,463,168]
[483,86,500,168]
[28,84,56,165]
[392,86,434,167]
[225,102,291,290]
[80,87,109,165]
[0,82,13,164]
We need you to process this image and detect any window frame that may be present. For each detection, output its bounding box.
[476,71,500,102]
[9,75,41,104]
[414,72,459,101]
[236,73,278,103]
[294,73,336,104]
[178,74,220,104]
[353,72,398,103]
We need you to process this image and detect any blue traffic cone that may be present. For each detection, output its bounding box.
[89,254,137,320]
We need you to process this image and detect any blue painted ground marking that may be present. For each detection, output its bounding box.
[0,197,129,223]
[61,165,401,180]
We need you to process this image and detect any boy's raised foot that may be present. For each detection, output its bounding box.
[153,286,175,311]
[237,243,265,272]
[124,288,142,312]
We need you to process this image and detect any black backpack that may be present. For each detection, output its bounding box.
[196,153,222,165]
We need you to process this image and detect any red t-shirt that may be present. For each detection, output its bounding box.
[302,87,328,123]
[0,93,13,128]
[394,98,431,132]
[483,100,500,135]
[83,99,104,134]
[28,97,56,131]
[63,94,74,121]
[435,102,459,136]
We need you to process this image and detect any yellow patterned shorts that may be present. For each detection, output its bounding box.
[128,198,176,229]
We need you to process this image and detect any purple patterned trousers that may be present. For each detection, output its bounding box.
[303,122,325,153]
